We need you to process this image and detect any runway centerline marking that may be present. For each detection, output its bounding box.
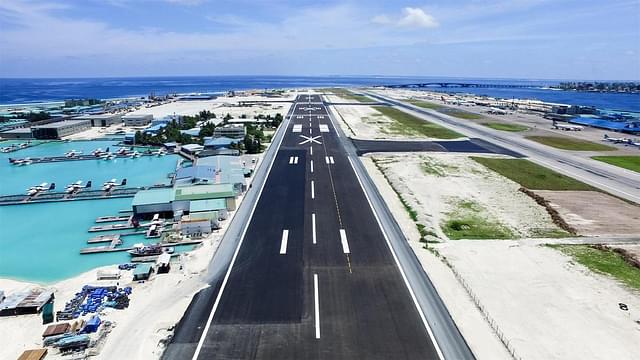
[339,229,350,254]
[310,160,314,173]
[311,180,315,199]
[312,213,317,244]
[310,146,313,156]
[314,273,320,339]
[280,230,289,254]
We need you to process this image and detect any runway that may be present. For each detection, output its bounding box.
[351,138,523,156]
[163,94,468,359]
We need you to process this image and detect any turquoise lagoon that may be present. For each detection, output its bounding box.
[0,140,183,283]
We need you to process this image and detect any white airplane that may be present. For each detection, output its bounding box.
[65,180,91,194]
[152,148,167,156]
[603,134,628,143]
[91,147,110,157]
[11,157,33,166]
[101,152,116,160]
[102,178,127,191]
[552,121,583,131]
[487,107,507,115]
[625,138,640,148]
[116,147,129,155]
[26,182,54,196]
[130,151,141,158]
[64,149,83,158]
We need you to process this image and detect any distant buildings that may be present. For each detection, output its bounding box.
[204,136,241,150]
[213,124,246,139]
[73,114,122,127]
[123,114,153,127]
[31,120,91,139]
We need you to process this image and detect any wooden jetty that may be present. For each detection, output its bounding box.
[87,234,121,244]
[95,215,131,223]
[80,240,202,254]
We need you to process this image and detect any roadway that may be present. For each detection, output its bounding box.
[163,94,472,359]
[364,91,640,204]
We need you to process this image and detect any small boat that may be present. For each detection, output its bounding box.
[128,243,174,257]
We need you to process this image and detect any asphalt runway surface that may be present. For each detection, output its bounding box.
[163,93,447,360]
[352,138,523,157]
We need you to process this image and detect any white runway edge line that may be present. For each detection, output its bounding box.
[280,230,289,254]
[312,213,317,244]
[314,273,321,339]
[311,180,315,199]
[190,106,291,360]
[339,229,350,254]
[347,157,445,360]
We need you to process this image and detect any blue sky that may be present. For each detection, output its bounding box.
[0,0,638,79]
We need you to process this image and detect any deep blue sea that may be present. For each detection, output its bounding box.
[1,75,638,112]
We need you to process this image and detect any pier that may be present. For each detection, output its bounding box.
[130,253,180,263]
[8,152,158,165]
[383,82,541,89]
[79,240,202,254]
[96,215,132,223]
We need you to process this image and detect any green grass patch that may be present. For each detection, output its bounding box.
[482,122,529,132]
[591,156,640,173]
[327,88,372,102]
[526,136,617,151]
[373,106,463,139]
[407,99,483,120]
[442,200,514,240]
[549,245,640,290]
[471,157,596,191]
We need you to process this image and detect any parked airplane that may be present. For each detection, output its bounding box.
[102,178,127,191]
[65,180,92,194]
[604,134,628,143]
[10,157,33,166]
[552,120,583,131]
[626,138,640,148]
[487,107,507,115]
[64,149,83,158]
[91,147,110,157]
[26,182,55,196]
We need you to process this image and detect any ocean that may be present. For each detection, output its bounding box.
[1,76,638,112]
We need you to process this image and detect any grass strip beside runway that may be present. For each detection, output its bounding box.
[373,106,463,139]
[327,88,373,102]
[482,122,529,132]
[549,244,640,290]
[591,156,640,173]
[471,157,596,191]
[525,136,617,151]
[407,100,484,120]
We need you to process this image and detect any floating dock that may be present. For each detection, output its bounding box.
[88,222,173,233]
[87,234,121,244]
[96,215,131,223]
[8,152,158,165]
[80,240,202,254]
[130,253,180,263]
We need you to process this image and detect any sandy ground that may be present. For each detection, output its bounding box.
[368,153,563,240]
[536,190,640,236]
[436,240,640,360]
[361,157,512,359]
[127,94,294,123]
[373,88,639,155]
[0,152,267,360]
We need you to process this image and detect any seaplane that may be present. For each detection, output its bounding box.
[26,182,55,196]
[603,134,628,143]
[65,180,91,194]
[152,148,167,156]
[102,178,127,191]
[552,120,583,131]
[91,147,109,157]
[10,157,33,166]
[116,147,130,155]
[18,142,29,148]
[129,150,141,158]
[64,149,83,158]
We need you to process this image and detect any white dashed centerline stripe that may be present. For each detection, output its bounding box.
[339,229,350,254]
[310,160,314,173]
[310,147,313,156]
[312,213,317,244]
[314,273,320,339]
[311,180,315,199]
[279,230,289,255]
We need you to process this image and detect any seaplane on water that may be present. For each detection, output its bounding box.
[116,147,130,155]
[603,134,628,143]
[65,180,92,194]
[552,120,583,131]
[64,149,83,158]
[129,150,141,158]
[26,182,55,197]
[91,147,109,157]
[101,152,117,160]
[152,148,167,156]
[102,178,127,191]
[10,157,33,166]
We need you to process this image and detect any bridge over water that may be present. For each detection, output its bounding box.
[383,82,541,89]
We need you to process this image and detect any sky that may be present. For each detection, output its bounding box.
[0,0,639,80]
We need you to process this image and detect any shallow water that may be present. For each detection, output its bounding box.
[0,140,184,283]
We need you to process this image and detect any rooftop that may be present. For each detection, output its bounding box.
[190,198,227,212]
[31,120,90,129]
[131,188,175,206]
[174,184,235,200]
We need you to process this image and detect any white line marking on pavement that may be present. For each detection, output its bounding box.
[292,124,302,133]
[339,229,350,254]
[310,146,313,156]
[310,160,314,173]
[280,229,289,254]
[311,180,315,199]
[312,213,317,244]
[190,108,291,360]
[314,273,320,339]
[325,156,334,164]
[347,157,445,360]
[294,156,299,164]
[319,124,329,132]
[289,156,294,164]
[309,127,312,135]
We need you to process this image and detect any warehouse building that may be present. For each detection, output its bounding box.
[31,120,91,139]
[204,136,240,150]
[123,114,153,127]
[131,184,237,218]
[0,128,33,139]
[74,114,122,127]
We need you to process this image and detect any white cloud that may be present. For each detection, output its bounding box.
[372,7,439,29]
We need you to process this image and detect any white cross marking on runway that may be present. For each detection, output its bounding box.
[299,135,322,145]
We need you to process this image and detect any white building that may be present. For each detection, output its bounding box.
[123,114,153,126]
[213,124,246,139]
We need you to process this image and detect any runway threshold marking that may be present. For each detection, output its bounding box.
[314,273,321,339]
[339,229,350,254]
[292,124,302,133]
[312,213,317,244]
[311,180,315,199]
[280,230,289,254]
[319,124,329,132]
[346,157,445,359]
